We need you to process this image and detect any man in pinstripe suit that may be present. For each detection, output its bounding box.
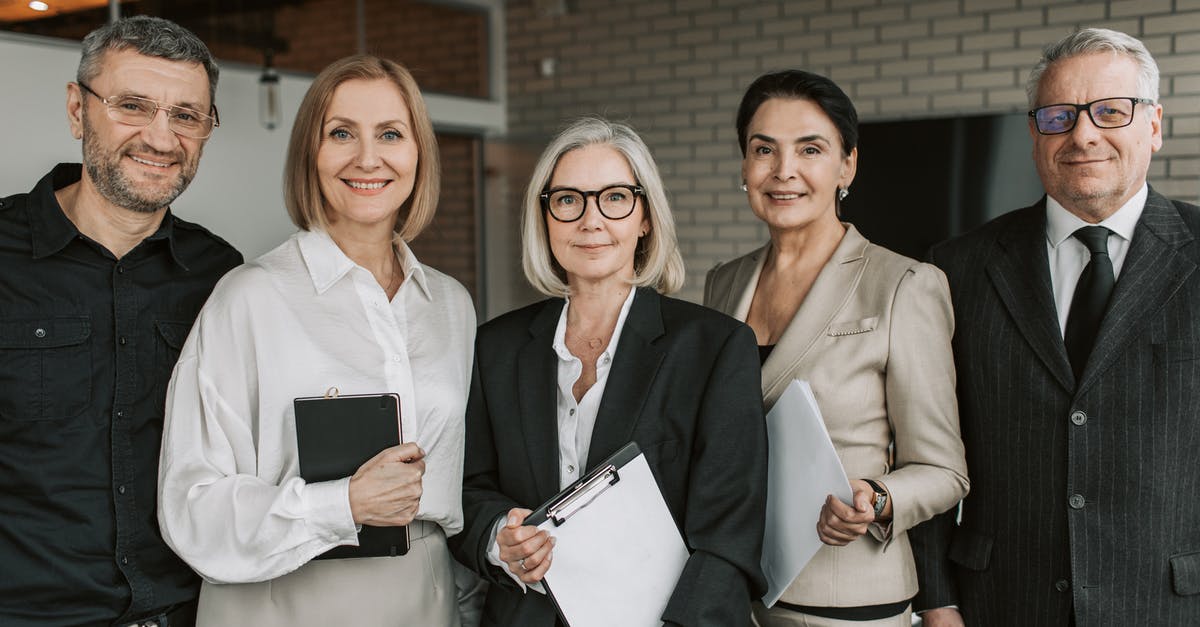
[914,28,1200,626]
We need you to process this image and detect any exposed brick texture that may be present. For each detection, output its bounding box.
[503,0,1200,303]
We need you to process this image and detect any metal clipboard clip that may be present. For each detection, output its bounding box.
[547,463,620,526]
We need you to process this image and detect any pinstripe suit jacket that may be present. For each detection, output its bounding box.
[910,188,1200,626]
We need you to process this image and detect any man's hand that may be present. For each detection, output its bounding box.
[919,607,965,627]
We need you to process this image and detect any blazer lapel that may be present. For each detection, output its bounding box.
[721,245,769,320]
[585,288,666,469]
[760,225,870,406]
[1079,188,1197,391]
[984,202,1075,392]
[517,299,565,498]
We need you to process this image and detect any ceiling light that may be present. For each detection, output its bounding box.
[29,1,50,11]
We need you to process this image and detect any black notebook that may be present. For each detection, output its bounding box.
[293,392,410,559]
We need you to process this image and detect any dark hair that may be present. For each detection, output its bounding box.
[735,70,858,158]
[78,16,219,106]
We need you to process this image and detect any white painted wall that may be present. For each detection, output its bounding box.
[0,32,308,260]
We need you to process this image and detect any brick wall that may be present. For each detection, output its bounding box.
[503,0,1200,303]
[410,133,481,299]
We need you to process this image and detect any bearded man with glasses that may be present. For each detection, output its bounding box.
[0,16,241,627]
[911,27,1200,627]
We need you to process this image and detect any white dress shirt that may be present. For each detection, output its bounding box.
[1045,185,1147,335]
[158,229,475,584]
[487,287,637,591]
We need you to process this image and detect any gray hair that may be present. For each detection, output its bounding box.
[1026,27,1159,107]
[78,16,219,106]
[522,116,686,297]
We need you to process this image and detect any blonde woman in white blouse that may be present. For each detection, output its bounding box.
[157,56,475,626]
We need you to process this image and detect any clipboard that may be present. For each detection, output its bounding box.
[526,442,690,627]
[293,390,410,559]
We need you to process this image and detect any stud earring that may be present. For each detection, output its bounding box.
[740,182,748,192]
[838,187,850,202]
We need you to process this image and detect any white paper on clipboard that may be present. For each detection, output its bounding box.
[761,379,853,608]
[528,442,689,627]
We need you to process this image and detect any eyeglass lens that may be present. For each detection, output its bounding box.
[1034,98,1137,135]
[547,186,639,221]
[105,96,215,138]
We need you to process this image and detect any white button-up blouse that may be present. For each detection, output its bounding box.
[158,229,475,584]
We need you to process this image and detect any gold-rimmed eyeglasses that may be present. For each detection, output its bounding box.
[77,81,220,139]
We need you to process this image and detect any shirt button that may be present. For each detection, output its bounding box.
[116,410,124,418]
[1070,410,1087,425]
[392,355,401,363]
[119,337,128,345]
[1069,494,1085,509]
[34,328,46,338]
[567,465,575,473]
[1055,579,1070,592]
[116,265,125,274]
[121,556,129,565]
[118,485,126,494]
[569,408,576,416]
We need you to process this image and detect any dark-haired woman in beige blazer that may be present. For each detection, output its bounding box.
[705,70,969,627]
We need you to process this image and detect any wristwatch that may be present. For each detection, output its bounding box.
[863,478,889,519]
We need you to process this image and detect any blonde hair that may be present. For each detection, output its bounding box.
[284,55,440,242]
[521,117,685,297]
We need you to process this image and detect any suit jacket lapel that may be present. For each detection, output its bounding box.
[1079,188,1197,391]
[985,202,1075,392]
[760,225,870,406]
[720,245,768,320]
[585,288,666,470]
[518,299,565,498]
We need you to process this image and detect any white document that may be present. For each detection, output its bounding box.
[761,379,853,608]
[531,443,689,627]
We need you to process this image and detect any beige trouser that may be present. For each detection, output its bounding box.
[196,520,459,627]
[753,601,912,627]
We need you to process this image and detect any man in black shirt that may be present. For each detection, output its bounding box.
[0,16,242,627]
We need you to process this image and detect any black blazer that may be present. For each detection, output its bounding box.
[910,188,1200,625]
[451,287,768,627]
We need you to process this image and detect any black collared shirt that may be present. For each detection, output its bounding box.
[0,164,242,626]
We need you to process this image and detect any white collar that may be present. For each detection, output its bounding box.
[296,229,430,300]
[1045,184,1146,249]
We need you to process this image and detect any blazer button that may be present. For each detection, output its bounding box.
[1070,410,1087,425]
[1069,494,1086,509]
[1055,579,1070,592]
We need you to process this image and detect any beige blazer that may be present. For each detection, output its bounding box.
[704,224,969,608]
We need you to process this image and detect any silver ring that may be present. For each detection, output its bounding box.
[518,558,526,571]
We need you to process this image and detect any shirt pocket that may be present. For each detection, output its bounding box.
[0,316,92,421]
[153,320,191,403]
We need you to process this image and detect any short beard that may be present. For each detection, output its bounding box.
[81,114,195,214]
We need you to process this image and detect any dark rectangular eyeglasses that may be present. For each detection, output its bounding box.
[1029,97,1155,135]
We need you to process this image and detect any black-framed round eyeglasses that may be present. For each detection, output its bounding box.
[1028,97,1155,135]
[540,184,645,222]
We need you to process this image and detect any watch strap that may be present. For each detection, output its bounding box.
[863,478,888,518]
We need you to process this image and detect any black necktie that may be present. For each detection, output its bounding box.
[1063,226,1115,380]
